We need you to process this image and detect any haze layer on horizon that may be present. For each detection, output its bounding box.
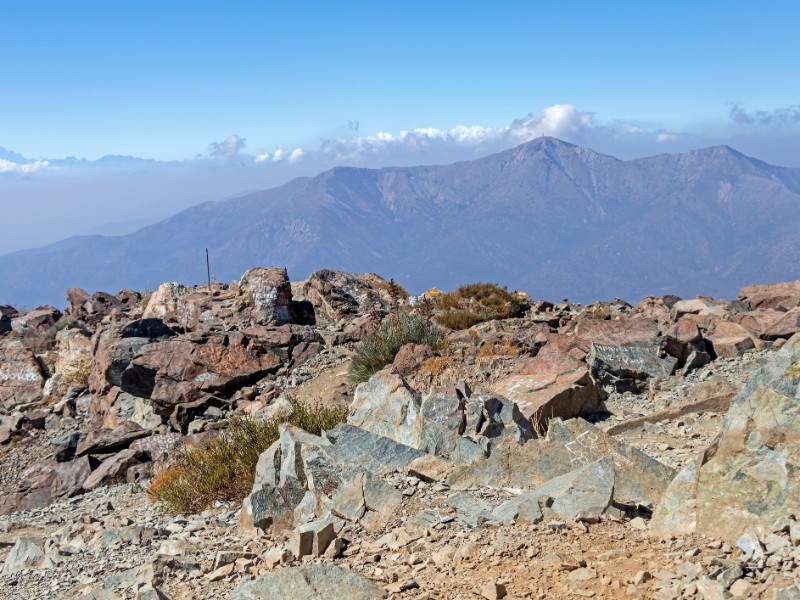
[1,1,799,255]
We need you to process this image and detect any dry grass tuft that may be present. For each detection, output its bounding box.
[148,398,348,514]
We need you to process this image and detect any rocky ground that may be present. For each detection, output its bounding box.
[1,271,799,599]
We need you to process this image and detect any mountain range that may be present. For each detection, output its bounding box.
[2,137,799,308]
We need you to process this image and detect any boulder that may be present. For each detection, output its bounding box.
[393,343,436,376]
[650,334,800,540]
[493,458,615,522]
[350,373,532,460]
[2,537,49,575]
[10,305,62,338]
[0,456,93,515]
[0,339,45,409]
[0,305,18,335]
[348,370,421,448]
[236,267,295,325]
[143,282,191,320]
[491,334,600,422]
[670,297,719,320]
[82,449,145,491]
[88,319,177,418]
[738,280,800,310]
[242,425,340,532]
[242,422,446,534]
[449,418,674,507]
[230,564,385,600]
[572,316,661,351]
[76,421,150,456]
[294,270,392,327]
[123,332,282,423]
[630,296,677,327]
[66,288,127,324]
[587,342,678,393]
[759,307,800,341]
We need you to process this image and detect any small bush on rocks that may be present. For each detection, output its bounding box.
[60,355,93,389]
[148,398,348,514]
[348,312,445,384]
[434,282,524,330]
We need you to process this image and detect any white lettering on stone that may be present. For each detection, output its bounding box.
[0,370,39,382]
[252,285,277,308]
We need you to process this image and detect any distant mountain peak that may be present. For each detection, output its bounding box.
[1,138,799,308]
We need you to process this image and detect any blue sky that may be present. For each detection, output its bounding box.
[1,1,799,254]
[2,1,798,160]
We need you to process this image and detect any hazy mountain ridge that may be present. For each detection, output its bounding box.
[1,137,799,307]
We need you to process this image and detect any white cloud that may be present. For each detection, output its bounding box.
[0,159,49,174]
[509,104,594,140]
[656,132,679,143]
[272,148,285,162]
[288,148,304,163]
[254,152,270,164]
[209,134,246,158]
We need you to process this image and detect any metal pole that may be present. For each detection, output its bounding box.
[206,248,212,293]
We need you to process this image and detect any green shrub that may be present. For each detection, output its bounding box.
[148,398,348,514]
[348,312,445,384]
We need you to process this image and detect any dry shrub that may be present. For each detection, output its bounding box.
[419,356,451,378]
[148,398,348,514]
[61,355,93,388]
[348,312,445,384]
[436,309,487,331]
[477,340,521,359]
[434,282,524,330]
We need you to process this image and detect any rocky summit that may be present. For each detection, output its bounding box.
[1,269,800,599]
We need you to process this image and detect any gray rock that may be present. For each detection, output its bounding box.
[448,492,494,528]
[325,424,427,475]
[651,333,800,540]
[348,370,421,448]
[2,537,47,574]
[588,342,678,392]
[230,564,386,600]
[493,458,614,522]
[51,430,87,462]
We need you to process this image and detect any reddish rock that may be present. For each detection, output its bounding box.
[82,449,145,491]
[738,280,800,310]
[572,316,661,352]
[65,288,127,324]
[707,335,756,359]
[490,334,599,422]
[393,343,436,376]
[630,296,680,325]
[671,317,703,344]
[760,308,800,341]
[732,310,786,338]
[0,339,45,410]
[125,332,282,417]
[76,421,150,456]
[0,456,93,515]
[670,297,717,320]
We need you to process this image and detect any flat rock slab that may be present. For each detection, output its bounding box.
[325,424,427,475]
[493,458,615,522]
[448,418,674,507]
[230,564,386,600]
